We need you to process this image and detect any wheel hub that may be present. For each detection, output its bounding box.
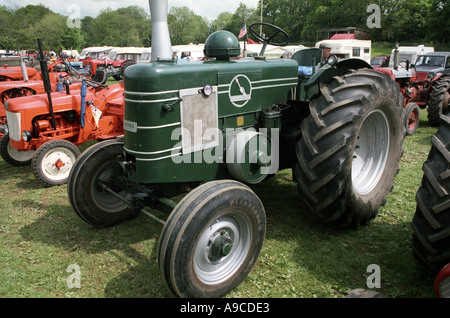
[208,230,233,261]
[53,158,65,170]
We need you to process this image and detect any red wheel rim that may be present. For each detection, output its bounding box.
[408,109,419,131]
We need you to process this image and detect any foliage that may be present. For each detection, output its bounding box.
[168,6,209,45]
[0,1,448,52]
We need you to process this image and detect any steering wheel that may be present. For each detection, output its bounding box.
[248,22,290,56]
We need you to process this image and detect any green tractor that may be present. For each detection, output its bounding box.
[67,0,405,298]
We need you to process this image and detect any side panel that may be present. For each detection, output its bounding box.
[123,58,298,184]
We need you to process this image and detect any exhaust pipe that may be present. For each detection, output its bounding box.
[19,55,29,82]
[149,0,173,62]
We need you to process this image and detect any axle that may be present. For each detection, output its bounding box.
[99,182,172,225]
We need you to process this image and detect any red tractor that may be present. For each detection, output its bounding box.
[82,47,141,84]
[0,59,79,139]
[0,64,41,82]
[0,40,125,186]
[376,51,450,134]
[1,79,125,186]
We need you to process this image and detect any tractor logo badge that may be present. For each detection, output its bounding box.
[229,74,252,108]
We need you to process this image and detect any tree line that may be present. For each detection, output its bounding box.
[0,0,448,52]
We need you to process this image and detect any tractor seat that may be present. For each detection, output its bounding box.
[292,48,322,77]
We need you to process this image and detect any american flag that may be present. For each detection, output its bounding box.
[238,24,247,39]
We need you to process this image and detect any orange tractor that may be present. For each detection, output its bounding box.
[0,58,78,139]
[0,40,125,186]
[0,64,42,82]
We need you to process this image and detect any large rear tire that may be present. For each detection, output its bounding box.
[412,114,450,271]
[294,68,405,227]
[158,180,266,298]
[67,139,138,227]
[428,76,450,127]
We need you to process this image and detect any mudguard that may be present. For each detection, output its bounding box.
[305,58,372,99]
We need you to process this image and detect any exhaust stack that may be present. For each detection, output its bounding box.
[149,0,173,62]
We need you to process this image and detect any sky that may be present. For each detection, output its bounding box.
[0,0,261,21]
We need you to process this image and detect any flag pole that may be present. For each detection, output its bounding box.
[243,33,247,57]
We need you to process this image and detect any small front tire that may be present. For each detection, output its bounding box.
[31,139,81,186]
[404,102,420,135]
[0,133,35,166]
[158,180,266,298]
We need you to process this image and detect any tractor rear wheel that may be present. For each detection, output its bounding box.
[428,76,450,126]
[294,68,405,227]
[67,139,138,227]
[31,139,81,186]
[158,180,266,298]
[0,133,35,166]
[411,114,450,271]
[404,102,420,135]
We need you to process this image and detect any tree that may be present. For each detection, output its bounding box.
[168,6,209,45]
[210,12,234,33]
[426,0,450,45]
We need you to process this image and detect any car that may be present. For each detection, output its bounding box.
[370,55,390,69]
[414,51,450,78]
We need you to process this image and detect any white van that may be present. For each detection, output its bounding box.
[315,34,371,64]
[79,47,115,60]
[107,47,145,63]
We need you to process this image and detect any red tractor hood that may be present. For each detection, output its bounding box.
[0,66,39,80]
[6,89,95,117]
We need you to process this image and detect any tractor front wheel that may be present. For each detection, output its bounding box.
[67,139,138,227]
[0,133,35,166]
[404,102,420,135]
[294,68,405,227]
[31,139,81,186]
[158,180,266,298]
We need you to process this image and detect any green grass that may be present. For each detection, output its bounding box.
[0,108,440,298]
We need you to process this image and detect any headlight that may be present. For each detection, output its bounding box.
[427,72,435,78]
[22,130,32,142]
[202,85,213,96]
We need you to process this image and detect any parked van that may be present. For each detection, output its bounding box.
[315,34,371,64]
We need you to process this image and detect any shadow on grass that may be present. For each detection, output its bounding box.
[15,169,436,298]
[251,172,436,298]
[18,202,172,297]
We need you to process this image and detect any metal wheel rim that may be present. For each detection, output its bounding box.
[7,143,35,162]
[91,162,128,212]
[352,109,390,195]
[194,212,252,285]
[408,109,418,131]
[40,146,77,181]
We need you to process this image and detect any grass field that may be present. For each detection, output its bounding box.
[0,106,440,298]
